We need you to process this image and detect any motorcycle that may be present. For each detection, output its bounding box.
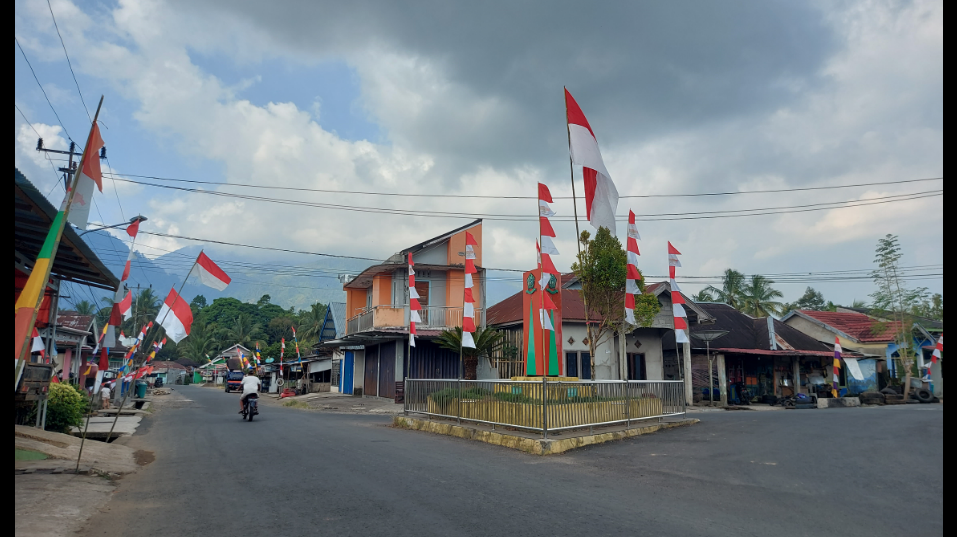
[241,393,259,421]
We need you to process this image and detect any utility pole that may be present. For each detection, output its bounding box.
[36,138,84,190]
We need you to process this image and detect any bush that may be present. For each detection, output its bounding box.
[45,383,87,433]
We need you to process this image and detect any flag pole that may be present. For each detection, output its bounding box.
[104,250,197,444]
[565,87,593,379]
[15,96,104,389]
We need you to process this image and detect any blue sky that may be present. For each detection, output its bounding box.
[14,0,943,310]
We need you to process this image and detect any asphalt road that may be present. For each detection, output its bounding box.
[82,386,943,537]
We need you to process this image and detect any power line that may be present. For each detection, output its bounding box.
[45,0,91,121]
[106,174,942,221]
[16,37,73,142]
[16,104,70,196]
[105,171,943,200]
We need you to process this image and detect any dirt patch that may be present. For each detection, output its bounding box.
[133,450,155,466]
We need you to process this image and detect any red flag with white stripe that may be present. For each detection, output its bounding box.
[565,89,619,234]
[157,287,193,343]
[66,123,105,230]
[189,252,231,291]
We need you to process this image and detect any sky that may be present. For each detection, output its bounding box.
[14,0,943,309]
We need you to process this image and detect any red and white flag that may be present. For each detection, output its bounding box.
[565,88,619,235]
[408,253,417,347]
[624,210,641,324]
[931,335,942,363]
[669,242,689,344]
[67,123,105,230]
[462,231,478,348]
[157,287,193,343]
[189,251,231,291]
[31,328,45,357]
[118,290,133,320]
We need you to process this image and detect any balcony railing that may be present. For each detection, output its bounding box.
[346,305,484,335]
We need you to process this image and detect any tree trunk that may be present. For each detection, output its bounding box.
[587,324,597,380]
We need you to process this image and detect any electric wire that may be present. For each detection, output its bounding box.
[104,172,942,200]
[15,37,74,142]
[45,0,91,121]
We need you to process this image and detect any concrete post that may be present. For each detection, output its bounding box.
[717,353,727,406]
[683,341,693,406]
[619,327,627,381]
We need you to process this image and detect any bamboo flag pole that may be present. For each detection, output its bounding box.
[15,96,104,390]
[103,252,196,444]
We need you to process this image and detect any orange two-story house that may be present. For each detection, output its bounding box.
[328,220,485,399]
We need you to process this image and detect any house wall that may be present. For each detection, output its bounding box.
[561,323,616,380]
[627,328,665,380]
[345,288,367,319]
[372,274,392,306]
[447,223,482,265]
[414,242,449,265]
[352,349,365,393]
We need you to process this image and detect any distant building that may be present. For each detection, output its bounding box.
[324,220,485,399]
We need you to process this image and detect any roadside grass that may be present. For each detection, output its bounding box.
[282,400,311,409]
[15,449,48,461]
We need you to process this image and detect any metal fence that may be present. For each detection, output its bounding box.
[404,378,685,438]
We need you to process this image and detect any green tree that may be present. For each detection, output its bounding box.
[691,289,715,302]
[73,300,96,315]
[268,315,295,343]
[870,234,928,396]
[190,294,208,311]
[296,303,328,342]
[223,313,261,348]
[181,321,218,362]
[704,269,747,310]
[741,275,785,317]
[783,286,827,313]
[435,326,505,380]
[571,228,658,376]
[257,294,272,307]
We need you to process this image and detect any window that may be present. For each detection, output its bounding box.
[565,352,578,378]
[565,352,591,379]
[415,281,430,324]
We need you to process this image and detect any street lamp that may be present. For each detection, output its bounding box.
[79,215,147,236]
[692,329,729,406]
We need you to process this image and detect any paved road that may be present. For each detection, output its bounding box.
[83,386,942,537]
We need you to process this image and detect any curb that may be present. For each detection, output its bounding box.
[393,416,699,455]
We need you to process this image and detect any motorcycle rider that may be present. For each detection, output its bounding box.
[239,367,262,413]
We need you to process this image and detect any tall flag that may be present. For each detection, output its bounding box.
[15,105,105,383]
[105,219,141,347]
[66,122,106,230]
[279,338,285,377]
[408,253,417,347]
[189,251,232,291]
[832,337,843,398]
[255,342,262,366]
[292,326,301,362]
[157,288,193,343]
[537,183,558,338]
[461,231,478,348]
[926,335,942,380]
[565,88,619,235]
[31,328,46,360]
[624,210,642,325]
[669,242,689,344]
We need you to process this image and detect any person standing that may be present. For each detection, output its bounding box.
[100,382,112,410]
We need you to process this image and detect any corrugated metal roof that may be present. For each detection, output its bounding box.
[56,312,95,332]
[15,169,119,290]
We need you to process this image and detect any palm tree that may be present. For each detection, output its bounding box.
[435,326,505,380]
[741,275,785,317]
[74,300,96,315]
[691,289,715,302]
[224,313,261,348]
[181,322,218,362]
[295,303,327,346]
[704,269,747,310]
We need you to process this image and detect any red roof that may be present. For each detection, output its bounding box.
[797,310,900,343]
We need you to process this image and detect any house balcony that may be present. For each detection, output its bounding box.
[346,305,485,336]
